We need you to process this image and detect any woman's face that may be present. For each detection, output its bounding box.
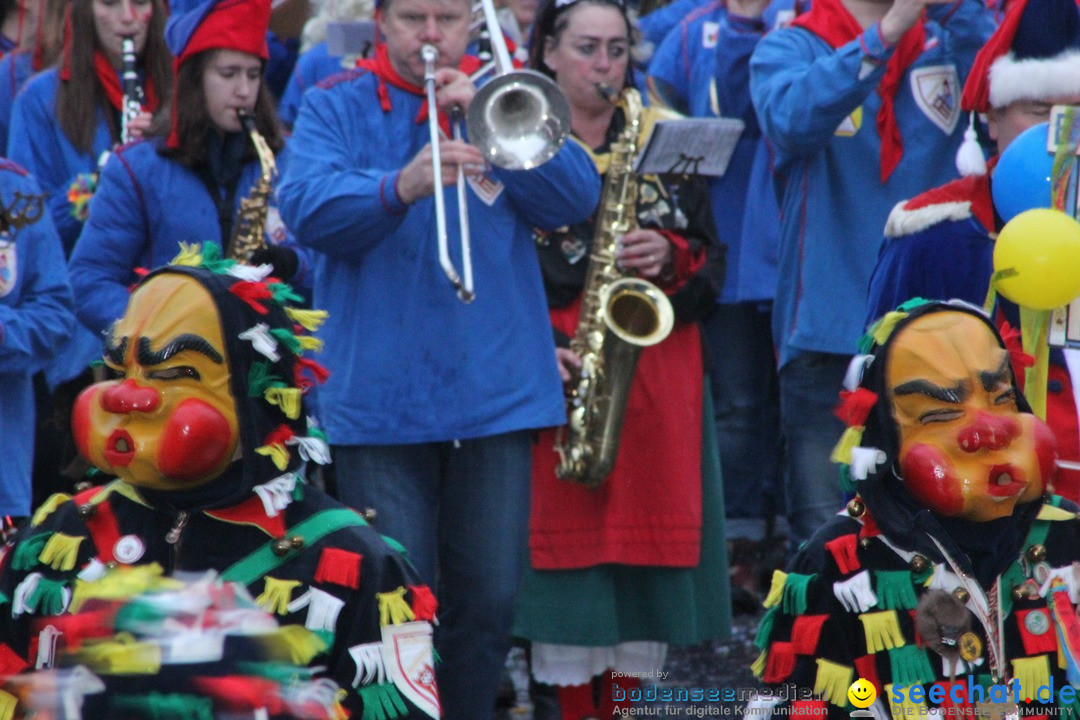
[542,3,629,113]
[92,0,153,66]
[202,49,262,134]
[506,0,537,30]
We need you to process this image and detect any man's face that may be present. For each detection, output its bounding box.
[72,275,240,491]
[887,311,1057,521]
[376,0,471,87]
[988,95,1080,153]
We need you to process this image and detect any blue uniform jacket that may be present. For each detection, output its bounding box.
[649,2,791,304]
[279,66,601,445]
[0,52,34,155]
[68,138,309,336]
[0,161,75,516]
[749,3,992,366]
[279,42,354,127]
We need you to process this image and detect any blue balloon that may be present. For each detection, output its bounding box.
[992,122,1054,224]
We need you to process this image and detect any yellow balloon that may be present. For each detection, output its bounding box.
[994,208,1080,310]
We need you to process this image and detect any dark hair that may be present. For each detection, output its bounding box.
[527,0,633,79]
[55,0,172,154]
[153,48,285,168]
[0,0,16,33]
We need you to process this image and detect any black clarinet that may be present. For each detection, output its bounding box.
[120,36,142,145]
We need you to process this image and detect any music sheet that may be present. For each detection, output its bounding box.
[633,117,745,177]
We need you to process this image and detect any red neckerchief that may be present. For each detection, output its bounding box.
[92,50,160,115]
[357,43,484,136]
[791,0,926,183]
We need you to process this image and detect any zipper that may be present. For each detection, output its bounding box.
[165,510,189,567]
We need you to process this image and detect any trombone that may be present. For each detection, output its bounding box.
[422,0,571,303]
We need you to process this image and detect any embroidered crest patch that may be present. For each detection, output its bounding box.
[702,21,719,48]
[910,64,960,135]
[466,169,504,206]
[0,241,16,298]
[835,106,862,137]
[381,621,439,719]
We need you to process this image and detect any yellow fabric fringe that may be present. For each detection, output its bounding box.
[885,683,927,717]
[296,335,324,352]
[70,563,173,613]
[257,625,328,665]
[39,533,83,572]
[830,426,864,465]
[1037,504,1076,522]
[378,586,416,627]
[31,493,71,527]
[171,242,203,267]
[73,632,161,674]
[751,651,767,679]
[872,311,908,345]
[763,570,787,609]
[256,577,301,616]
[1012,655,1051,703]
[0,689,16,720]
[265,387,302,420]
[860,610,906,654]
[256,443,290,471]
[285,308,329,332]
[814,658,852,707]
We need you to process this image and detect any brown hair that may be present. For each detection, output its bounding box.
[55,0,172,154]
[152,48,285,168]
[528,0,633,81]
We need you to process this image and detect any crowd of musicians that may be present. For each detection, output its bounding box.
[0,0,1079,715]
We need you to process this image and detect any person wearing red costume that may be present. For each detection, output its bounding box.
[866,0,1080,503]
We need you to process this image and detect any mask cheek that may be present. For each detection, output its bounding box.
[1031,416,1059,493]
[156,398,236,483]
[72,384,109,469]
[900,443,965,516]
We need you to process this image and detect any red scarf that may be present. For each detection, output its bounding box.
[92,50,159,115]
[357,43,484,136]
[791,0,925,183]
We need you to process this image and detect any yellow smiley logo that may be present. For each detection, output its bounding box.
[848,678,877,709]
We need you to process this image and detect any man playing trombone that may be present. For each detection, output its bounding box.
[278,0,600,714]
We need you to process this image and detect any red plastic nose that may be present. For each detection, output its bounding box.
[957,411,1020,453]
[100,379,161,414]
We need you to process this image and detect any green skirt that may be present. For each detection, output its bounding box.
[512,381,732,646]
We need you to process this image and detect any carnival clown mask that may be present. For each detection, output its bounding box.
[886,311,1057,522]
[72,274,241,491]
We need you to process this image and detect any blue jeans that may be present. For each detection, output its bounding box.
[703,302,783,541]
[332,431,533,720]
[779,352,849,550]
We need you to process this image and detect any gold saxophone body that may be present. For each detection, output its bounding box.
[228,110,279,262]
[554,90,675,489]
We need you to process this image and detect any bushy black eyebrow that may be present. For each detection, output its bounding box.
[893,378,970,404]
[979,355,1011,392]
[137,334,223,366]
[104,336,128,366]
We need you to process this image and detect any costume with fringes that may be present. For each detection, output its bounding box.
[0,252,439,720]
[750,302,1080,719]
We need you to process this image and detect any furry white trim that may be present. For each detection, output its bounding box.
[884,198,973,238]
[989,50,1080,109]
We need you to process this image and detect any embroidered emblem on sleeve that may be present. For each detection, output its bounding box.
[381,621,440,719]
[909,65,960,135]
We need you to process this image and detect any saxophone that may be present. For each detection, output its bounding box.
[228,110,279,262]
[554,89,675,489]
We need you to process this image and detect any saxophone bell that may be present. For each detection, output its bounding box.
[228,108,279,262]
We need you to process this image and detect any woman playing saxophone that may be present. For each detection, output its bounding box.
[511,0,728,714]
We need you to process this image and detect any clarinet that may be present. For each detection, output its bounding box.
[120,36,142,145]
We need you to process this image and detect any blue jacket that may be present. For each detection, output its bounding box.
[278,42,354,127]
[638,0,711,47]
[749,3,992,366]
[68,137,308,336]
[649,2,790,303]
[0,161,75,516]
[0,52,34,154]
[279,66,601,445]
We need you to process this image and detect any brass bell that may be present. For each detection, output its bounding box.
[1026,544,1047,563]
[860,538,873,550]
[909,554,929,574]
[76,504,96,519]
[846,498,865,518]
[272,538,293,557]
[105,561,118,570]
[952,588,970,604]
[290,535,305,550]
[73,480,93,493]
[1013,580,1040,602]
[1013,584,1028,602]
[362,508,377,523]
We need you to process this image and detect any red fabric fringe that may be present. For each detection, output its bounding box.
[825,533,860,575]
[833,388,878,427]
[409,584,437,621]
[294,357,331,389]
[854,654,882,698]
[790,614,828,655]
[314,547,362,589]
[229,281,273,314]
[263,424,296,447]
[763,641,796,683]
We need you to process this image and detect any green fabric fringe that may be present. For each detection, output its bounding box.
[874,570,919,610]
